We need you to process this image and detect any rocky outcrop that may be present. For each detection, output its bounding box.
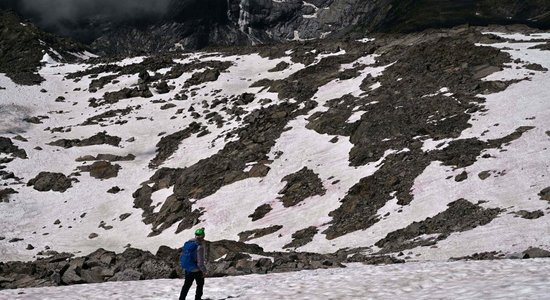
[238,225,283,242]
[539,187,550,201]
[283,226,319,249]
[149,122,202,169]
[278,167,326,207]
[0,10,87,85]
[0,240,404,289]
[27,172,74,192]
[0,188,17,202]
[375,199,502,254]
[77,161,121,180]
[0,137,27,159]
[48,132,121,148]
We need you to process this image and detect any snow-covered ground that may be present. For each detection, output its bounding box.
[1,31,550,263]
[1,259,550,299]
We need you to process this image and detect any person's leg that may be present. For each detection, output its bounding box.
[179,271,194,300]
[194,272,204,300]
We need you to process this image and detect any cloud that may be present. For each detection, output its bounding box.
[0,0,173,42]
[19,0,171,23]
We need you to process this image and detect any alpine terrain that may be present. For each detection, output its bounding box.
[0,0,550,298]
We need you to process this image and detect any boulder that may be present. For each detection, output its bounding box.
[108,269,143,282]
[522,247,550,259]
[27,172,73,192]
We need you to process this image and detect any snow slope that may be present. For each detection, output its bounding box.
[1,31,550,263]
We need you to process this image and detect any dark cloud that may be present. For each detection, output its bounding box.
[1,0,173,42]
[19,0,171,23]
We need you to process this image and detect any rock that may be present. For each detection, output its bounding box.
[184,68,221,87]
[108,269,143,282]
[148,122,201,168]
[88,233,99,239]
[78,161,121,179]
[238,225,283,242]
[140,259,177,279]
[522,247,550,259]
[375,199,502,253]
[99,87,153,107]
[160,103,176,110]
[26,244,34,250]
[0,137,28,159]
[9,238,24,243]
[61,267,84,285]
[119,213,132,221]
[79,267,104,283]
[278,167,326,207]
[48,132,121,148]
[248,164,271,177]
[107,186,122,194]
[283,226,318,249]
[268,61,290,72]
[454,171,468,182]
[155,81,171,94]
[478,171,491,180]
[248,204,272,221]
[539,187,550,201]
[524,63,548,72]
[514,210,544,219]
[0,188,18,202]
[27,172,73,192]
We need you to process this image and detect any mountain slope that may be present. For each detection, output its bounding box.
[4,0,550,55]
[0,11,90,85]
[1,25,550,271]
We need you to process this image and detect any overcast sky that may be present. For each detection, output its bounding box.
[2,0,172,25]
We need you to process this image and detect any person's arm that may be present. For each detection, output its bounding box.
[196,244,207,274]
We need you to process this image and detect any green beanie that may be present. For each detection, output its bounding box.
[195,228,205,236]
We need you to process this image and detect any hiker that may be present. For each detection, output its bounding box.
[179,227,208,300]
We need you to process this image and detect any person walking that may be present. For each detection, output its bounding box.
[179,227,208,300]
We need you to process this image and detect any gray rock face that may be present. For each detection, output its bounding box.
[7,0,550,56]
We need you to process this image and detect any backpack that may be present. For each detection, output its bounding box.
[180,240,199,272]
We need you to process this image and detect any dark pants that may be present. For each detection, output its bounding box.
[179,271,204,300]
